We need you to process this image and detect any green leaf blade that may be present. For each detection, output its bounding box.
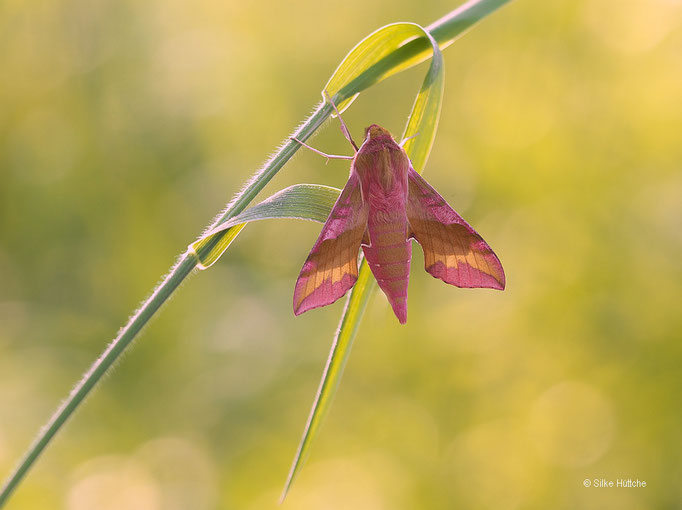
[280,259,376,502]
[189,184,341,269]
[427,0,511,51]
[282,21,445,501]
[325,23,428,111]
[401,29,444,174]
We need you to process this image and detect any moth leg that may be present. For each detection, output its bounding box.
[323,90,359,152]
[291,137,354,164]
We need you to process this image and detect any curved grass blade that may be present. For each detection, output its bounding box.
[400,32,445,174]
[281,24,444,501]
[190,184,341,269]
[325,0,510,113]
[325,23,436,113]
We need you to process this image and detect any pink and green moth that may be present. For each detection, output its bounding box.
[293,108,505,324]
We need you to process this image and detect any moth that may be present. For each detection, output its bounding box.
[293,108,505,324]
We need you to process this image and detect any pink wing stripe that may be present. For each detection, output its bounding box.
[406,168,505,290]
[294,172,368,315]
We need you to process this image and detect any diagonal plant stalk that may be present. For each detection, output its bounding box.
[0,1,511,506]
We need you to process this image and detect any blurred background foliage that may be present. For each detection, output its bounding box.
[1,0,681,508]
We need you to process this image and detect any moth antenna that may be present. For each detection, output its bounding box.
[400,132,420,147]
[323,90,359,152]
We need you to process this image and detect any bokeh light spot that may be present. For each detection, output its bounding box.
[67,456,160,510]
[528,381,615,467]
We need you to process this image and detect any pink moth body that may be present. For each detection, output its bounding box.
[354,125,412,323]
[293,124,505,324]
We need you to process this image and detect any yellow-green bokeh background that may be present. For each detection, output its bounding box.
[1,0,681,508]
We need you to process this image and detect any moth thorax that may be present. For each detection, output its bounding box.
[377,149,394,188]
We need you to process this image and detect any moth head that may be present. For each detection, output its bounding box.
[364,124,393,141]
